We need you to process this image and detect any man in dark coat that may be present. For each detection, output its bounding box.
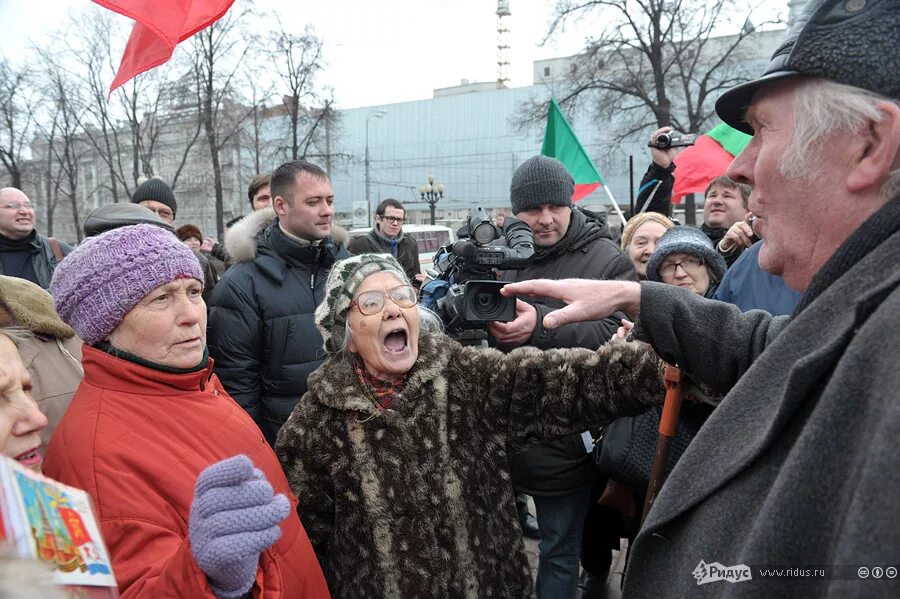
[131,177,219,303]
[488,155,636,598]
[347,198,422,284]
[0,188,71,289]
[504,1,900,595]
[207,160,349,445]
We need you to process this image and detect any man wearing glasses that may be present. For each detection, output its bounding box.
[348,198,422,285]
[0,187,71,289]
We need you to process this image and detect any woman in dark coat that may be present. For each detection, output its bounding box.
[275,254,665,598]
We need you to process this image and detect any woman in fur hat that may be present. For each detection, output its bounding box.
[275,253,665,598]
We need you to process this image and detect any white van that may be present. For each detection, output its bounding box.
[347,224,457,274]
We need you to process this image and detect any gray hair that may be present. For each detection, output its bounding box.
[782,78,900,200]
[336,305,443,359]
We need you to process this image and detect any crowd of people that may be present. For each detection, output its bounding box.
[0,1,898,597]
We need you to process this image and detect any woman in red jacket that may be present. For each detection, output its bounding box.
[44,223,329,599]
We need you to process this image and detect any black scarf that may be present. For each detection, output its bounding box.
[0,231,38,283]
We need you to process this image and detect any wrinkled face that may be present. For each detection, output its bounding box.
[275,172,334,241]
[182,236,201,250]
[703,184,748,229]
[0,189,36,240]
[0,335,48,472]
[252,184,272,211]
[515,204,572,247]
[376,206,405,239]
[626,221,669,280]
[138,200,175,224]
[659,252,711,296]
[726,82,846,291]
[107,278,207,369]
[347,271,420,382]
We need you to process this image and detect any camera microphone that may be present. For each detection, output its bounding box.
[451,240,477,260]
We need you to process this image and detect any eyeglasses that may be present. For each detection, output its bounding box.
[659,256,704,277]
[145,206,174,219]
[380,216,404,225]
[350,285,417,316]
[2,202,34,211]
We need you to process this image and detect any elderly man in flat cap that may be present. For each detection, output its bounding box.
[504,0,900,596]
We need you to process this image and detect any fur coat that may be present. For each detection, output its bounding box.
[275,331,664,598]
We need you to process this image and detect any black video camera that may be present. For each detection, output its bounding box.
[421,207,534,342]
[648,132,697,149]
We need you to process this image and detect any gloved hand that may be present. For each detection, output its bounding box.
[189,455,290,599]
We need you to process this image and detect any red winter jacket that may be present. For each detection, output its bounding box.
[44,345,330,599]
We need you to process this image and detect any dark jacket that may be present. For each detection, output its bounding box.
[501,207,638,495]
[624,194,900,597]
[0,231,71,289]
[275,332,664,599]
[634,161,675,217]
[207,208,349,445]
[347,227,421,283]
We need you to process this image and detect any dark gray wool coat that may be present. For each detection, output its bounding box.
[624,194,900,597]
[275,332,664,599]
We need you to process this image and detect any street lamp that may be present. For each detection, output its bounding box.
[419,174,444,225]
[365,110,387,226]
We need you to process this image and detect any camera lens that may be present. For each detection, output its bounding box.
[655,133,672,149]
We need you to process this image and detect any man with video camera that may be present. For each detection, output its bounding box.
[488,155,636,598]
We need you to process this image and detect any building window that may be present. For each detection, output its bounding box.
[543,66,551,77]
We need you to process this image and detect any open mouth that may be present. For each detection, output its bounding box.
[383,328,409,353]
[15,447,42,467]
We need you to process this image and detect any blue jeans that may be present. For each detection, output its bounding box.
[534,485,593,599]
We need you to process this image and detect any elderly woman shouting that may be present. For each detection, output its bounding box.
[274,254,665,598]
[43,225,329,599]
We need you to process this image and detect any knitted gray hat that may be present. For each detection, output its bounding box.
[132,177,177,217]
[646,226,727,283]
[509,155,574,214]
[315,254,411,354]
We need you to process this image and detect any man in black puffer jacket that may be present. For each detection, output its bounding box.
[207,160,349,446]
[489,155,636,599]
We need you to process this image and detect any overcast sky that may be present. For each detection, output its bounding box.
[0,0,784,109]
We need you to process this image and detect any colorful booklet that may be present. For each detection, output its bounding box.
[0,456,118,597]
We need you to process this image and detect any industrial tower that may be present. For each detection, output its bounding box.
[496,0,511,88]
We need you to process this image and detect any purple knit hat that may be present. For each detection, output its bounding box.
[51,224,204,345]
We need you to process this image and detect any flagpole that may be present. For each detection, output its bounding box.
[601,185,628,227]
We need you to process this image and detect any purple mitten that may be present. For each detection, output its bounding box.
[189,455,290,599]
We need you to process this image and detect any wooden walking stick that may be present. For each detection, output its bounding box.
[641,363,684,525]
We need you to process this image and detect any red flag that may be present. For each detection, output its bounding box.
[671,123,752,203]
[94,0,236,94]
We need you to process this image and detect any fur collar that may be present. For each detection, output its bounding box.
[309,331,454,415]
[0,275,76,339]
[224,207,348,263]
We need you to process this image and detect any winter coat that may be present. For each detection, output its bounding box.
[501,207,638,496]
[347,227,421,283]
[634,161,675,217]
[624,193,900,597]
[713,241,801,315]
[0,275,83,455]
[207,208,350,445]
[0,231,71,289]
[275,332,664,599]
[42,345,330,599]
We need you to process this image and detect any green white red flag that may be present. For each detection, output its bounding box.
[671,122,752,202]
[540,98,605,202]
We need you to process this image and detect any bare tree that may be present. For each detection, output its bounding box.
[518,0,778,138]
[271,26,328,160]
[33,50,87,242]
[190,9,256,239]
[0,58,35,189]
